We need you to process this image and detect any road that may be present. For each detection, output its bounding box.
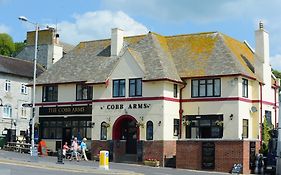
[0,150,228,175]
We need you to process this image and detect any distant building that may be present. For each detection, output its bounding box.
[0,55,44,141]
[33,23,278,173]
[16,28,74,69]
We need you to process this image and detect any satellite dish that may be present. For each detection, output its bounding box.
[250,106,258,113]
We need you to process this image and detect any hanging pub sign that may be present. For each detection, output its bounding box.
[39,105,92,115]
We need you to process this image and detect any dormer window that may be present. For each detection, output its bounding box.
[42,85,58,102]
[113,79,125,97]
[76,84,93,100]
[129,78,142,97]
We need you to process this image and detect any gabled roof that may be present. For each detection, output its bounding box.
[0,55,45,78]
[36,31,256,85]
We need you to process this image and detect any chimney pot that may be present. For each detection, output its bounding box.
[259,21,264,30]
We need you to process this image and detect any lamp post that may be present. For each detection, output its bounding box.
[18,16,38,157]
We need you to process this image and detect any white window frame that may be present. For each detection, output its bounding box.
[3,104,12,118]
[21,84,27,94]
[21,107,27,118]
[5,80,11,92]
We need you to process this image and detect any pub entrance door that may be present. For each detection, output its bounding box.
[113,115,139,154]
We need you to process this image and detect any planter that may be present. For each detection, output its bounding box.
[144,160,160,167]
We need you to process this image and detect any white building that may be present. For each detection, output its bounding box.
[0,55,44,141]
[33,23,278,173]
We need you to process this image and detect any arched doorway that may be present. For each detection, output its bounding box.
[113,115,139,154]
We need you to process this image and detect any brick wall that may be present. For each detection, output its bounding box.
[176,140,259,173]
[91,140,110,159]
[113,140,126,162]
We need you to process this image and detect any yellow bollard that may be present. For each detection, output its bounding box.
[99,150,109,170]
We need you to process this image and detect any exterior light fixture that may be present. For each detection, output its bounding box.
[0,98,3,107]
[230,114,234,120]
[158,121,162,126]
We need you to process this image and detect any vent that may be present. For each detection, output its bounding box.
[241,54,255,73]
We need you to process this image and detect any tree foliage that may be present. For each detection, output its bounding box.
[0,33,15,56]
[272,69,281,79]
[13,42,26,56]
[261,116,273,154]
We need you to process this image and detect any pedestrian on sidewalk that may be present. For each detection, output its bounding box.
[62,142,70,159]
[70,137,80,161]
[80,138,88,161]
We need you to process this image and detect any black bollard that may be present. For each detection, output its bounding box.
[57,149,64,164]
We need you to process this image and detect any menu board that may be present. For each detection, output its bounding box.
[202,142,215,169]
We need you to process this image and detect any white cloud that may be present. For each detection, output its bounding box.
[271,54,281,71]
[0,24,10,33]
[55,10,148,45]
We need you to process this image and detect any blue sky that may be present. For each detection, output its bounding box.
[1,0,281,70]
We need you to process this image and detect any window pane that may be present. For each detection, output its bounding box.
[113,80,119,96]
[86,128,91,139]
[211,127,220,138]
[192,80,199,97]
[120,80,125,96]
[199,80,206,96]
[56,128,62,139]
[214,79,220,96]
[129,80,136,96]
[191,127,199,138]
[200,120,210,126]
[146,121,153,140]
[136,79,142,96]
[207,84,213,96]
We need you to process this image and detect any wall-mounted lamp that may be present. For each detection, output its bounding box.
[124,109,128,114]
[0,98,3,107]
[90,122,95,128]
[229,114,234,120]
[158,121,162,126]
[140,116,144,121]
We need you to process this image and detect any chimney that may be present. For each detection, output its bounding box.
[111,28,124,57]
[255,21,269,64]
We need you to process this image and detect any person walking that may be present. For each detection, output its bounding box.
[62,142,70,159]
[80,138,88,161]
[70,137,80,161]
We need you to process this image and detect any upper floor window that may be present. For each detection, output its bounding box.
[5,80,11,92]
[21,84,27,94]
[242,78,248,98]
[174,84,178,98]
[146,121,153,140]
[76,84,93,100]
[113,79,125,97]
[192,78,221,98]
[129,78,142,97]
[21,107,27,118]
[3,104,12,118]
[42,85,58,102]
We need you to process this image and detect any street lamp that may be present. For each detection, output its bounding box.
[18,16,38,158]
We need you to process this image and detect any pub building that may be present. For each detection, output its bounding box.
[33,22,278,173]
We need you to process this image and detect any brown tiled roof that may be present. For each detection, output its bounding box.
[0,55,45,78]
[35,31,256,84]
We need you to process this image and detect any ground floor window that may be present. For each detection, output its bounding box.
[39,117,91,140]
[185,115,223,139]
[242,119,249,138]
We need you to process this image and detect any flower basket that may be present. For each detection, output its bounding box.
[144,160,160,167]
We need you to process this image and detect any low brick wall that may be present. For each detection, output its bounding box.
[176,140,259,173]
[91,140,110,160]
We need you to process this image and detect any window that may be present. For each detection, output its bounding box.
[76,84,93,100]
[3,104,12,118]
[174,119,179,136]
[174,84,178,98]
[5,80,11,92]
[100,122,108,140]
[129,78,142,97]
[21,107,27,118]
[242,119,249,138]
[242,78,248,98]
[113,79,125,97]
[185,115,223,138]
[146,121,153,140]
[21,84,27,94]
[265,110,272,125]
[40,118,91,139]
[191,79,221,97]
[42,85,58,102]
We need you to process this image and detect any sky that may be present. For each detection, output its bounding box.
[1,0,281,70]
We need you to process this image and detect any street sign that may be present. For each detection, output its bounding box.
[22,103,33,107]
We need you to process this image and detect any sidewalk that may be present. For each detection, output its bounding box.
[0,150,141,175]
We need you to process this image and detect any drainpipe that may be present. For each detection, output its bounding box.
[274,82,277,128]
[259,82,263,148]
[179,81,187,139]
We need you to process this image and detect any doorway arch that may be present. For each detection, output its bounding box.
[112,115,139,154]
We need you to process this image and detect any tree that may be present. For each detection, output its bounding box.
[261,116,273,154]
[272,69,281,79]
[0,33,15,56]
[13,42,26,57]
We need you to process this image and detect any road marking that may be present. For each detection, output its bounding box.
[0,159,141,175]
